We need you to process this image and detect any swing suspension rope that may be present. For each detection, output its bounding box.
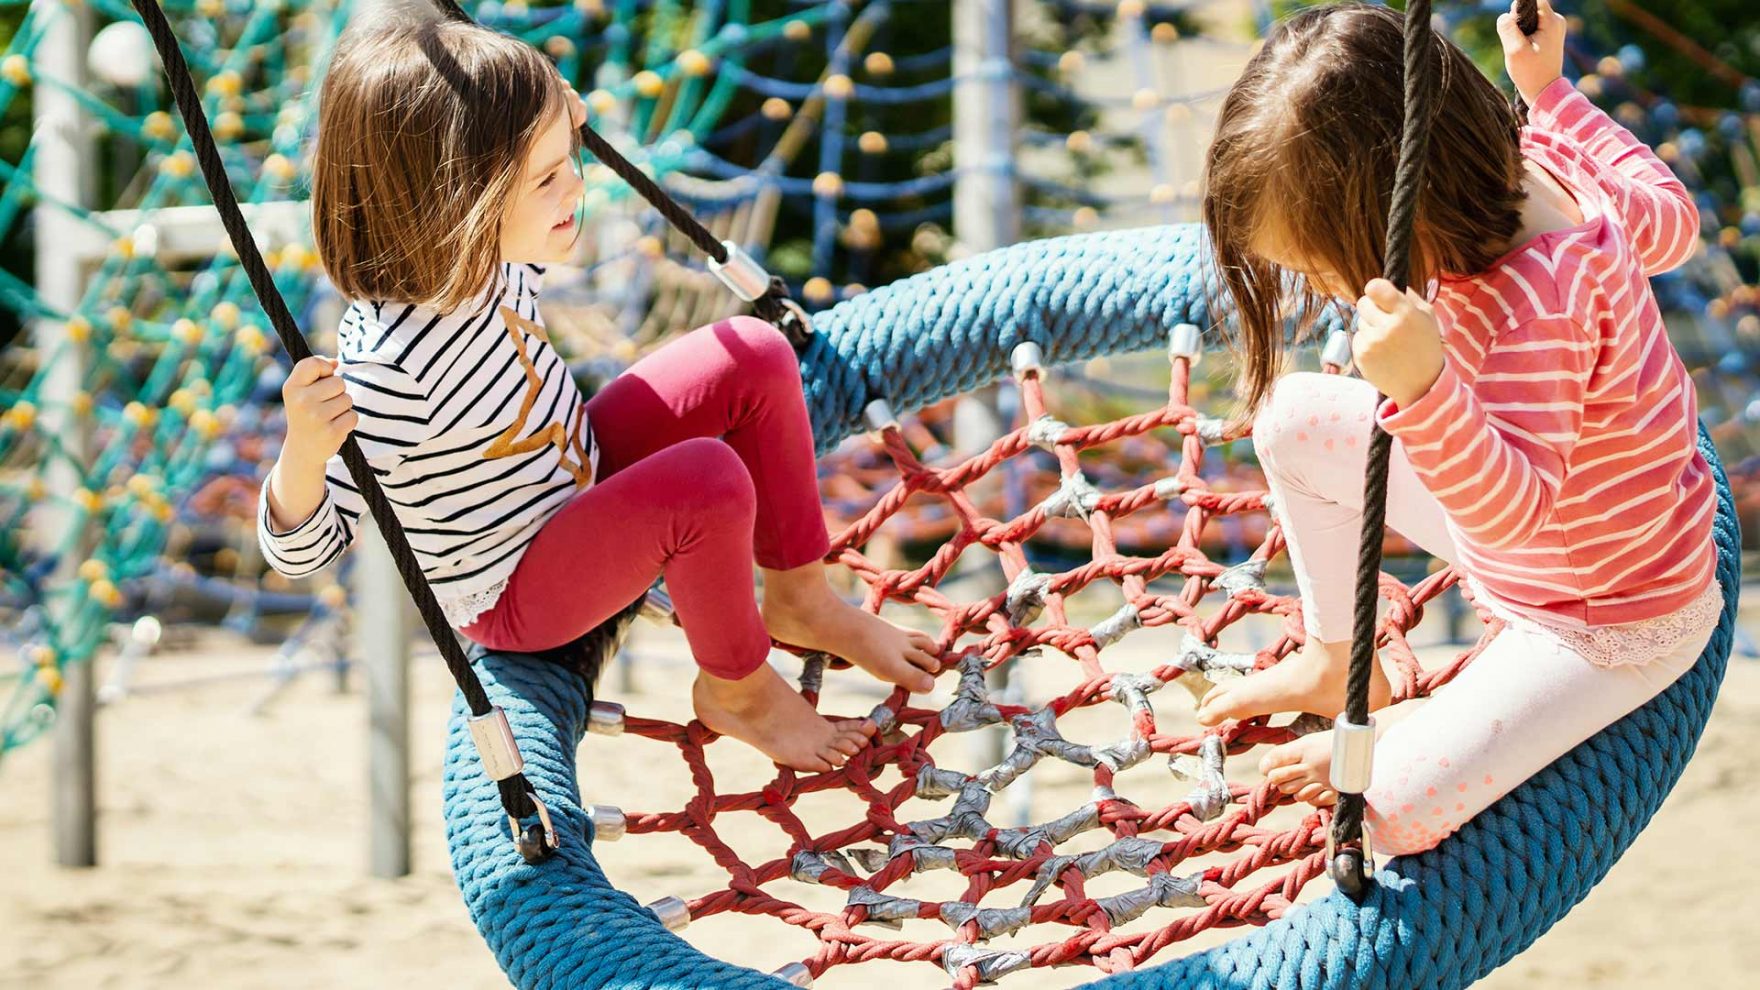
[124,0,809,859]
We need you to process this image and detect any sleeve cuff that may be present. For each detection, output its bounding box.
[258,463,332,540]
[1376,359,1467,440]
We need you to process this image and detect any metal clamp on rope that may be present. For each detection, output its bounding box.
[1325,711,1377,894]
[1011,341,1045,380]
[468,707,558,860]
[706,240,771,301]
[1322,329,1354,372]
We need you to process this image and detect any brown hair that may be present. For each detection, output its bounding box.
[312,12,571,317]
[1202,2,1526,417]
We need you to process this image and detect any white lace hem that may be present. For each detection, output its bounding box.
[441,578,510,629]
[1465,576,1723,669]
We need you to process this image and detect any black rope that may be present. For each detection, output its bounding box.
[1330,0,1543,900]
[429,0,812,347]
[126,0,542,826]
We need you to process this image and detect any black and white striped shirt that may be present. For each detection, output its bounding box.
[256,262,597,628]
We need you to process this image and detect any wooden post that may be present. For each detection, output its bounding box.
[357,520,412,878]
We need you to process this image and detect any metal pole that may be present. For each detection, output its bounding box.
[953,0,1025,822]
[357,520,412,878]
[38,1,99,869]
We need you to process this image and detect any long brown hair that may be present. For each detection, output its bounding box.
[312,11,571,317]
[1203,2,1526,417]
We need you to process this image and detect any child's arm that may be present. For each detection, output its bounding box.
[1355,278,1595,553]
[258,356,432,577]
[1379,313,1597,552]
[1501,0,1699,274]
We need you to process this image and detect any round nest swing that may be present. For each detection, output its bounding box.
[439,223,1743,990]
[116,0,1742,985]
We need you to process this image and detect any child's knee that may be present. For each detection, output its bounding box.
[667,438,756,516]
[1252,372,1329,471]
[721,316,799,381]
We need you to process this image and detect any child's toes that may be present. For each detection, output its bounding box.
[1258,742,1304,776]
[1266,764,1311,792]
[905,645,941,673]
[906,629,939,653]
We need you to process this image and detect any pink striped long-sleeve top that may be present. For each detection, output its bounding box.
[1377,76,1717,630]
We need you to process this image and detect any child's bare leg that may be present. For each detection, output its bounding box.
[761,560,940,694]
[692,664,875,772]
[1196,636,1392,726]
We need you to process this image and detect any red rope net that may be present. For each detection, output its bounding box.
[608,337,1502,987]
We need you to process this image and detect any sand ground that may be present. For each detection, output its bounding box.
[3,579,1757,990]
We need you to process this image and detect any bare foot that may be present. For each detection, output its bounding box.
[761,565,940,694]
[1258,699,1420,807]
[692,665,875,772]
[1195,637,1391,727]
[1258,731,1340,807]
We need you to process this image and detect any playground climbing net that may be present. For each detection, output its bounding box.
[587,330,1500,987]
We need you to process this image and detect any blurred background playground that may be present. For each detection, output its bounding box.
[2,0,1758,987]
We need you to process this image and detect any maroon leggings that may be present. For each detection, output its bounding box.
[458,317,830,678]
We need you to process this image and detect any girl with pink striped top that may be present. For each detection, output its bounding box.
[1193,0,1723,855]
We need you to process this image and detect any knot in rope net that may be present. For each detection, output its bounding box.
[594,334,1498,987]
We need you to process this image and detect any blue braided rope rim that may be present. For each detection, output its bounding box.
[441,226,1741,989]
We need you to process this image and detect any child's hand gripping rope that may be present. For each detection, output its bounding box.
[1351,279,1445,408]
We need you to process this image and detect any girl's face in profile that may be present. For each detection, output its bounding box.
[500,104,585,264]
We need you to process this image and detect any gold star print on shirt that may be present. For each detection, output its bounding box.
[481,305,594,489]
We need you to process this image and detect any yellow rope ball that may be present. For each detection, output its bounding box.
[824,74,854,100]
[858,130,888,154]
[1150,183,1177,205]
[143,111,177,142]
[588,89,618,117]
[575,0,605,16]
[1118,0,1146,20]
[1072,206,1101,229]
[3,401,35,432]
[1720,226,1742,249]
[2,54,31,87]
[241,326,270,355]
[677,50,713,77]
[67,314,92,343]
[864,52,895,77]
[1151,23,1181,44]
[215,110,244,141]
[633,70,665,99]
[214,547,239,572]
[160,150,195,179]
[78,559,108,583]
[545,36,576,59]
[106,305,132,333]
[1577,74,1603,98]
[762,97,793,121]
[170,388,198,416]
[803,277,834,304]
[1058,51,1084,76]
[127,475,157,499]
[190,409,220,439]
[506,0,529,16]
[264,153,298,184]
[92,580,121,608]
[173,318,203,345]
[124,401,156,428]
[37,667,62,695]
[1132,88,1160,111]
[1065,130,1093,155]
[114,235,137,260]
[784,20,812,42]
[207,68,242,98]
[1165,103,1193,124]
[25,477,46,501]
[812,171,844,198]
[75,489,103,514]
[211,300,240,329]
[71,392,93,418]
[320,584,349,608]
[153,500,174,523]
[1597,55,1623,79]
[845,282,867,297]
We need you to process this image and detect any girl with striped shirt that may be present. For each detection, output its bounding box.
[1194,1,1723,854]
[258,13,939,773]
